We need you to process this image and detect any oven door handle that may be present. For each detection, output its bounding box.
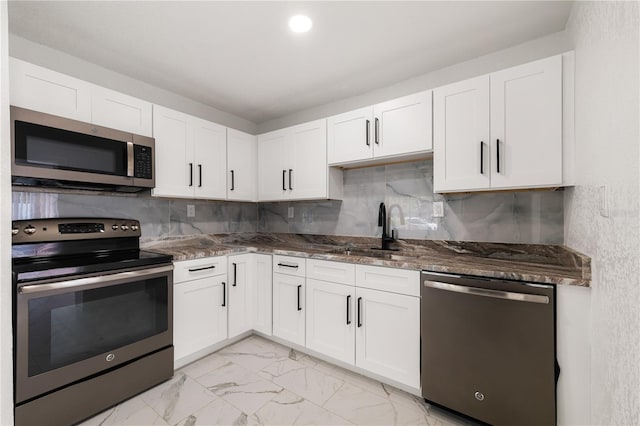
[18,265,174,294]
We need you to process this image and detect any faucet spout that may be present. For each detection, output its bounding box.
[378,202,387,237]
[378,202,394,250]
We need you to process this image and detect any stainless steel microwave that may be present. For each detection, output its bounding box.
[11,106,155,192]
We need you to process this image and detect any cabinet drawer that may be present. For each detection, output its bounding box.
[356,265,420,297]
[174,256,227,283]
[273,255,306,277]
[307,259,355,286]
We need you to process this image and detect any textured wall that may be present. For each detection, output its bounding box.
[260,160,564,244]
[564,2,640,425]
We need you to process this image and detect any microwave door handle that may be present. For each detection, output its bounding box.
[126,142,134,177]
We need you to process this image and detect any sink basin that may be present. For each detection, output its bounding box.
[333,248,418,262]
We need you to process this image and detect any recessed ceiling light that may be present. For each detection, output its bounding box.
[289,15,312,33]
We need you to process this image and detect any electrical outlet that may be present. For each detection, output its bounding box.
[187,204,195,218]
[433,201,444,218]
[288,206,294,218]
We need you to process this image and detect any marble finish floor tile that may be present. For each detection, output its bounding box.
[140,373,217,425]
[248,389,352,426]
[80,335,471,426]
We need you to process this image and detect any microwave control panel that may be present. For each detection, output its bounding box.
[134,145,153,179]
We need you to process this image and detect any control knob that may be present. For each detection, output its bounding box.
[111,224,119,231]
[24,225,36,235]
[120,225,129,231]
[131,224,139,231]
[11,227,19,236]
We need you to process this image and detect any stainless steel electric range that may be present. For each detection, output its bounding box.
[12,218,174,426]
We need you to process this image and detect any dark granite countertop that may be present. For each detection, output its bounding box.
[142,233,591,287]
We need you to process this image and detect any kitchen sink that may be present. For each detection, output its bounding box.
[333,248,419,262]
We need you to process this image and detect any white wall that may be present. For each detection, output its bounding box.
[0,2,13,425]
[564,2,640,425]
[258,30,573,133]
[9,35,258,135]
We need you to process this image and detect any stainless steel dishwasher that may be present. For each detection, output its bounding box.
[421,272,558,426]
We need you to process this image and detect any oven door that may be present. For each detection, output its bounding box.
[15,264,173,404]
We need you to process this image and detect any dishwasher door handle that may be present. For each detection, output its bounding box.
[423,280,549,304]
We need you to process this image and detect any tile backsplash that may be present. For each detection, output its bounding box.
[12,191,259,240]
[259,160,564,244]
[12,160,564,244]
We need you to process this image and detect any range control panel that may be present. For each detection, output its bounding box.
[12,218,141,243]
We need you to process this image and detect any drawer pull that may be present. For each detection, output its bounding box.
[188,265,216,272]
[346,294,352,325]
[277,262,299,269]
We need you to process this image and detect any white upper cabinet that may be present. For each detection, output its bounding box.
[258,119,342,201]
[192,116,227,199]
[258,128,291,201]
[152,105,191,198]
[91,86,153,137]
[152,105,227,199]
[433,76,491,192]
[327,107,374,164]
[434,54,566,193]
[227,129,257,201]
[372,90,433,159]
[328,90,432,167]
[10,58,92,122]
[10,58,152,136]
[489,55,562,190]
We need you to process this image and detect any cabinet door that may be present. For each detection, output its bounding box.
[355,287,420,388]
[227,129,257,201]
[10,58,91,122]
[272,273,305,346]
[327,107,374,165]
[253,254,273,336]
[91,86,153,136]
[258,129,291,201]
[152,105,193,198]
[290,119,328,199]
[433,76,491,193]
[490,55,562,189]
[373,90,432,158]
[228,254,253,338]
[306,279,355,365]
[173,276,228,361]
[192,117,227,199]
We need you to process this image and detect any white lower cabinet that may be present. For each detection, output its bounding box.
[305,260,420,389]
[354,286,421,389]
[272,272,306,346]
[228,254,253,338]
[253,254,273,335]
[173,258,228,362]
[173,254,419,390]
[306,278,355,364]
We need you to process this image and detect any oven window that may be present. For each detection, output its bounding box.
[27,277,168,377]
[14,121,127,176]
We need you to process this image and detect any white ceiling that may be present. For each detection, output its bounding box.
[8,1,573,125]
